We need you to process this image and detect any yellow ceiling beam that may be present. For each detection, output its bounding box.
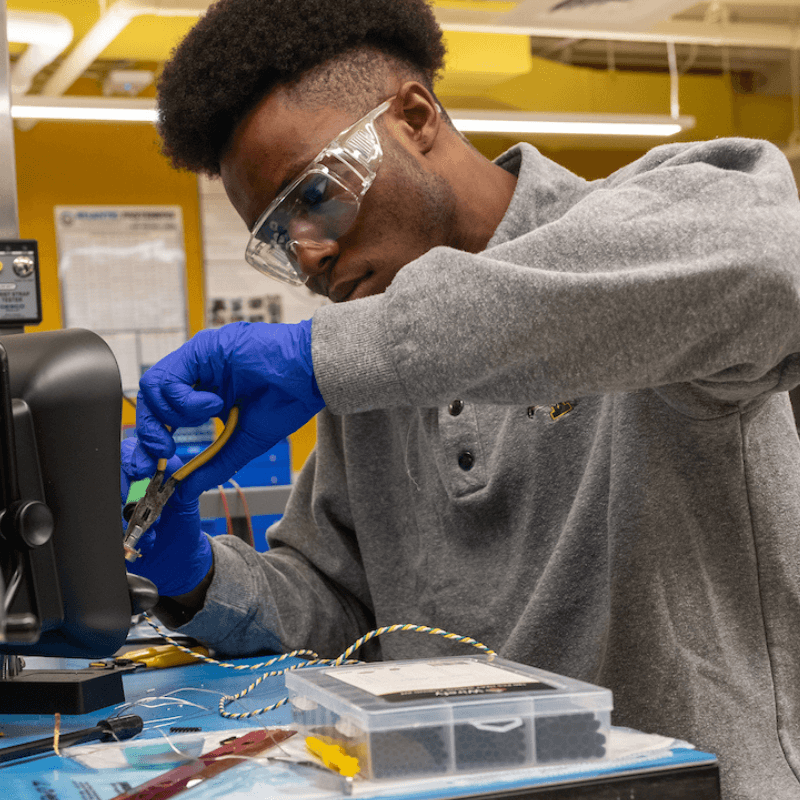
[7,2,534,79]
[8,0,99,42]
[476,56,738,142]
[438,29,533,94]
[436,0,519,10]
[8,1,204,63]
[98,14,198,61]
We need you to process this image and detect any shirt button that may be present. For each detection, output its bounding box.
[458,451,475,471]
[449,399,464,416]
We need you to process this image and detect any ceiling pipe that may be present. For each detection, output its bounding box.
[435,8,800,50]
[7,11,73,95]
[38,0,209,99]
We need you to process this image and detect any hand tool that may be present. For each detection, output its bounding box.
[92,644,211,671]
[0,714,143,764]
[123,407,239,562]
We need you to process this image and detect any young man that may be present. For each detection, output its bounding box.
[122,0,800,796]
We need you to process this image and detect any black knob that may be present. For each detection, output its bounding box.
[127,573,159,615]
[1,500,54,549]
[3,613,40,643]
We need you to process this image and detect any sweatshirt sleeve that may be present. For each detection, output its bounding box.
[312,138,800,416]
[172,414,375,658]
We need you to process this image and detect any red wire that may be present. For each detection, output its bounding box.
[229,479,255,548]
[217,485,233,536]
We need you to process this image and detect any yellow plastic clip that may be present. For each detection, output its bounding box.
[305,736,361,778]
[120,644,209,669]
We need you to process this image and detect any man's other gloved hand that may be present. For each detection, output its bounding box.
[134,319,324,497]
[121,438,212,598]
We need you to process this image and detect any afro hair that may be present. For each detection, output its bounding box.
[156,0,447,176]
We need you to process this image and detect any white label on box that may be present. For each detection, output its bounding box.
[328,660,551,700]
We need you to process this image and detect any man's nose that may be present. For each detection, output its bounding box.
[291,225,339,278]
[289,216,339,278]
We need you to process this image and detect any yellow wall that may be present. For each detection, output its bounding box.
[438,36,796,165]
[13,115,319,471]
[15,119,202,421]
[16,122,203,337]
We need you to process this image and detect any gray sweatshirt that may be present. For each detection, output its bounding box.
[180,138,800,799]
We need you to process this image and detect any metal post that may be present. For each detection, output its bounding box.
[0,1,19,654]
[0,1,18,240]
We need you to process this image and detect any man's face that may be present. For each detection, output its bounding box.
[220,87,456,302]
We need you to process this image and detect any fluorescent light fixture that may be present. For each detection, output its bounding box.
[11,95,158,122]
[449,110,695,137]
[8,96,695,137]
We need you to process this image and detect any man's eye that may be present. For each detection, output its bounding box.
[300,175,329,208]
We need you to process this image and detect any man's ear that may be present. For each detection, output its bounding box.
[391,81,442,155]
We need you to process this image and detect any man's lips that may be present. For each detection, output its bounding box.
[329,275,364,303]
[304,258,338,299]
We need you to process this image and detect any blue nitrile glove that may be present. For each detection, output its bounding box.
[121,438,212,598]
[134,319,324,497]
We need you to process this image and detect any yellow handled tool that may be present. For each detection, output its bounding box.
[123,407,239,562]
[116,644,210,669]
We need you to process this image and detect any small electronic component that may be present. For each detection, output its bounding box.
[0,240,41,328]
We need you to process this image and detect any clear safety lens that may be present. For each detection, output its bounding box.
[246,162,361,285]
[245,99,392,286]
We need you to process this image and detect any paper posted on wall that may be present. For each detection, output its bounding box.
[55,205,189,395]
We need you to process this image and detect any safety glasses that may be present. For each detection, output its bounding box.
[245,98,393,285]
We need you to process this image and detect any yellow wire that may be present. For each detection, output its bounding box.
[172,406,240,483]
[142,615,496,720]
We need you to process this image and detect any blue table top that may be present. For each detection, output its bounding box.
[0,649,718,800]
[0,651,298,742]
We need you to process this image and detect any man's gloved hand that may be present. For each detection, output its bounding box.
[121,438,212,598]
[134,319,324,497]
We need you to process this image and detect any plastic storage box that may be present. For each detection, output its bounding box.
[286,655,613,780]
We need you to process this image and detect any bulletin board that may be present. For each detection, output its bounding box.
[55,205,188,395]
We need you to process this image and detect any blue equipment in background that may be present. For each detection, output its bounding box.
[124,422,290,552]
[173,422,290,552]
